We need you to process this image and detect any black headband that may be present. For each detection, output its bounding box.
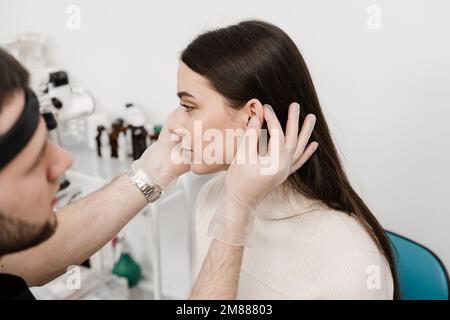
[0,88,41,170]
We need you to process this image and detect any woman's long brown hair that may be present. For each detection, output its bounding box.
[181,19,399,299]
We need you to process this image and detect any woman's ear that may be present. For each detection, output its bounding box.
[241,99,264,128]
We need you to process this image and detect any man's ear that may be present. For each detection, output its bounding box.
[241,99,264,129]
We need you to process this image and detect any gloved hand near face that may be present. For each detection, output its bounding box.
[131,109,190,191]
[208,102,318,247]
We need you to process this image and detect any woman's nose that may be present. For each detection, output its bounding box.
[168,107,188,133]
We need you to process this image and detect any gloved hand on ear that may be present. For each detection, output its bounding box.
[131,109,190,191]
[208,102,318,247]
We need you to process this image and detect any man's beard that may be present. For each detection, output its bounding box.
[0,211,58,256]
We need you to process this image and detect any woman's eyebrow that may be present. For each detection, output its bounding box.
[177,91,196,99]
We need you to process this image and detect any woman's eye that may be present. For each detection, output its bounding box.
[180,103,194,112]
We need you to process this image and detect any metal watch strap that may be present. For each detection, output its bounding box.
[128,170,162,203]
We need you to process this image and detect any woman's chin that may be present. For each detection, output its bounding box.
[190,163,228,175]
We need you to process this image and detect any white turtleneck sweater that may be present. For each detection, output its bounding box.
[192,173,394,300]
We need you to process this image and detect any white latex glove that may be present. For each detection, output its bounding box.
[208,102,318,246]
[131,109,190,191]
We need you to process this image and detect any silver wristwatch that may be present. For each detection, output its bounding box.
[128,169,162,203]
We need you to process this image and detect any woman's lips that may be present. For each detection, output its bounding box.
[182,148,193,162]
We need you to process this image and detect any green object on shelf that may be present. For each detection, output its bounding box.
[112,253,141,288]
[153,124,162,134]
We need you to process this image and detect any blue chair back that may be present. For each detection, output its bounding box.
[387,231,449,300]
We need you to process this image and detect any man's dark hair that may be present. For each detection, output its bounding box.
[0,48,29,112]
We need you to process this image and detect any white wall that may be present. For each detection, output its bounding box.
[1,0,449,271]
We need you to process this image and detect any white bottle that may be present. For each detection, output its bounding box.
[117,132,128,162]
[126,127,133,156]
[100,130,111,159]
